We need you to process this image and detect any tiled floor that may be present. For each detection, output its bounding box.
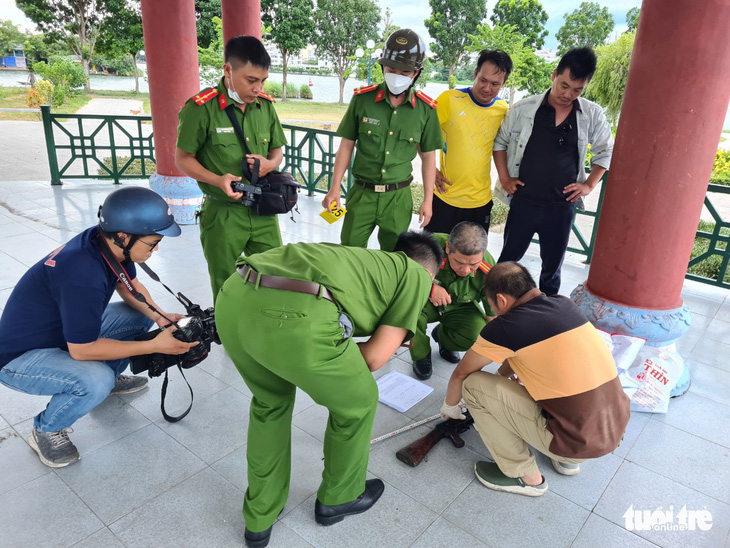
[0,180,728,548]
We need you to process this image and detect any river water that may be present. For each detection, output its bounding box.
[0,67,449,104]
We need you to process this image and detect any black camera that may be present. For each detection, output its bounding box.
[130,293,220,377]
[231,180,262,208]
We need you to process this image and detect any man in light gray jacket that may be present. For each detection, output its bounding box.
[493,47,613,295]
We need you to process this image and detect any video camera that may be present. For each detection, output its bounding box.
[231,180,262,208]
[130,292,220,378]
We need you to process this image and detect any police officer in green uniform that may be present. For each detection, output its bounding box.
[322,29,443,251]
[411,222,496,380]
[215,232,443,548]
[176,36,287,298]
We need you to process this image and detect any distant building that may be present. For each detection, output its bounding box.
[535,49,559,63]
[2,45,26,68]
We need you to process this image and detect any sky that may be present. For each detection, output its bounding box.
[1,0,642,51]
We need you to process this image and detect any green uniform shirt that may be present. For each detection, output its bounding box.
[433,233,496,316]
[337,83,443,184]
[237,243,432,339]
[176,77,287,202]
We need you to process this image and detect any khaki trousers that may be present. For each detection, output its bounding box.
[462,372,585,478]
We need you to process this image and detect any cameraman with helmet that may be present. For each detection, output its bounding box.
[322,28,443,251]
[0,187,198,468]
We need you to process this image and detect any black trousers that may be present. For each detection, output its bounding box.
[425,196,493,235]
[498,199,575,296]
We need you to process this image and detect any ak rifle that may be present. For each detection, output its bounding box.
[395,411,474,467]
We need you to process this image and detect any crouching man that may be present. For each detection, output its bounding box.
[0,187,197,468]
[441,262,630,496]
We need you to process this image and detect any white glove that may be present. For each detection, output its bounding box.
[440,399,466,420]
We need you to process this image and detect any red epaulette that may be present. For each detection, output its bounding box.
[193,88,218,106]
[354,84,379,96]
[477,261,492,275]
[415,90,437,108]
[440,257,448,269]
[258,92,276,103]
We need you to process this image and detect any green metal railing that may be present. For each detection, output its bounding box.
[40,107,730,289]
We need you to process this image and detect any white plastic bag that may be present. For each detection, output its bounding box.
[621,344,684,414]
[597,329,646,374]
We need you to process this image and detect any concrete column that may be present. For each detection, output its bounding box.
[571,0,730,396]
[222,0,262,44]
[140,0,202,223]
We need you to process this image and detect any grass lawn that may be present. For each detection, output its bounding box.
[0,87,151,121]
[273,100,348,124]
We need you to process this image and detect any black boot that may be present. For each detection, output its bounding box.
[244,525,272,548]
[412,353,432,380]
[431,325,460,364]
[315,479,385,526]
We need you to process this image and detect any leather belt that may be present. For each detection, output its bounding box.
[237,265,335,304]
[355,177,412,193]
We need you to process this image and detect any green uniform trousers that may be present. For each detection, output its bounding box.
[199,198,282,299]
[215,274,379,533]
[341,183,413,251]
[410,301,487,361]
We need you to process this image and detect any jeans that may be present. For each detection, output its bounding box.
[0,302,153,432]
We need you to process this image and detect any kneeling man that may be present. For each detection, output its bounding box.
[441,262,630,496]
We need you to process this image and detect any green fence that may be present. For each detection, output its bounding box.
[40,106,730,289]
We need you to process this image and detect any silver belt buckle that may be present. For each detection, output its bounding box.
[374,184,386,193]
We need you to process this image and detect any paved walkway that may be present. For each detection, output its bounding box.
[0,180,728,548]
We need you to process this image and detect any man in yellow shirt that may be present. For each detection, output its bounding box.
[425,50,512,235]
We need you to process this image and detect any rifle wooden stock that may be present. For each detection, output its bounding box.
[396,413,474,467]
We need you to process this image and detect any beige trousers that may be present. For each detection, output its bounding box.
[462,371,586,478]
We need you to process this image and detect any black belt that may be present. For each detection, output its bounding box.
[355,177,412,193]
[237,265,335,304]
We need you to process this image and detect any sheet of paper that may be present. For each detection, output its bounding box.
[376,371,434,413]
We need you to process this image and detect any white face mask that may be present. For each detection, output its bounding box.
[384,72,414,96]
[226,75,244,104]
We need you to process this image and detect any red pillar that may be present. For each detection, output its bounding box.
[141,0,199,177]
[585,0,730,309]
[222,0,262,44]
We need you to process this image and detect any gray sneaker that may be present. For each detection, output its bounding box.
[550,458,581,476]
[110,374,148,395]
[27,428,80,468]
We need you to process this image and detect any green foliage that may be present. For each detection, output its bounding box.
[198,16,224,88]
[711,150,730,186]
[264,80,283,98]
[424,0,487,78]
[556,1,614,55]
[23,33,70,62]
[490,0,548,49]
[689,220,730,283]
[491,200,509,226]
[312,0,380,103]
[31,57,86,106]
[26,79,54,109]
[0,19,26,57]
[626,7,640,33]
[467,24,554,100]
[195,0,221,48]
[586,31,635,123]
[299,83,313,99]
[448,74,457,89]
[95,1,143,90]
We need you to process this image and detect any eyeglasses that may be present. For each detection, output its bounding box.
[137,238,161,250]
[558,123,573,146]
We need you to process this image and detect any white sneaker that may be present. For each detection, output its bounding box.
[550,458,580,476]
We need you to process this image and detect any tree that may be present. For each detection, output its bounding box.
[425,0,487,87]
[96,2,144,93]
[586,31,635,123]
[312,0,380,104]
[381,7,399,42]
[23,33,70,63]
[195,0,221,48]
[16,0,122,91]
[261,0,315,101]
[0,19,26,57]
[468,23,553,104]
[626,7,640,33]
[198,16,224,87]
[555,2,614,55]
[490,0,548,50]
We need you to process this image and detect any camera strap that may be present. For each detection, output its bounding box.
[224,104,261,184]
[96,232,194,422]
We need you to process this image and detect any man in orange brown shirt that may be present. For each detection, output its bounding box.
[441,261,630,496]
